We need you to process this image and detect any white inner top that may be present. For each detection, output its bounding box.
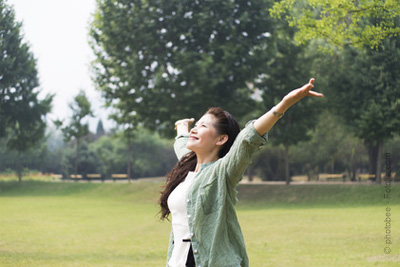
[167,171,196,267]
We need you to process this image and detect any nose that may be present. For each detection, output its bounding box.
[190,126,197,134]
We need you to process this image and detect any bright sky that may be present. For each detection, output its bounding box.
[9,0,114,132]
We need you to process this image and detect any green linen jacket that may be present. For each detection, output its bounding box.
[166,121,268,267]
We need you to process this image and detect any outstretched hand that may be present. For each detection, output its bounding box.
[254,78,323,136]
[282,78,324,108]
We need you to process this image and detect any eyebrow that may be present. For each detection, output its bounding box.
[195,121,209,126]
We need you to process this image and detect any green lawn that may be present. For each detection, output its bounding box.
[0,180,399,266]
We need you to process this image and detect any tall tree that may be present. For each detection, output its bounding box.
[318,37,400,184]
[95,119,105,138]
[256,21,322,184]
[270,0,400,52]
[0,1,53,181]
[108,108,137,182]
[55,90,94,178]
[90,0,275,136]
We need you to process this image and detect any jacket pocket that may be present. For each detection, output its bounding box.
[200,180,220,215]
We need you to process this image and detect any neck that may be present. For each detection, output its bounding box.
[194,152,219,172]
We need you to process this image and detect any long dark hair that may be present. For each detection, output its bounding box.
[159,107,240,220]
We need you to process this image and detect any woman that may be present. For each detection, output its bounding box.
[159,79,323,267]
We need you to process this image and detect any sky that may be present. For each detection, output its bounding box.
[8,0,114,132]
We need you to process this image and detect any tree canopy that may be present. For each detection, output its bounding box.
[270,0,400,51]
[0,1,53,181]
[55,90,93,177]
[255,21,323,184]
[317,37,400,183]
[90,0,275,136]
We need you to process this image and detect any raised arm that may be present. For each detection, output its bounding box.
[173,118,195,160]
[253,78,324,136]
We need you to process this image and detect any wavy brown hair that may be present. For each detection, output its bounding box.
[159,107,240,220]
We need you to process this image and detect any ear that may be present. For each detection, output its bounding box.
[216,134,228,146]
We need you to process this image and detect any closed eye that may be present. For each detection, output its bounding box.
[195,123,207,128]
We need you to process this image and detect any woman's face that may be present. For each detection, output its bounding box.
[186,114,223,154]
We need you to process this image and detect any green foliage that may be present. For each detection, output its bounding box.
[0,1,53,181]
[0,131,51,172]
[313,36,400,182]
[95,119,105,137]
[270,0,400,52]
[384,135,400,178]
[256,21,322,147]
[251,19,323,183]
[250,142,286,180]
[54,90,94,176]
[290,111,368,179]
[0,1,53,147]
[54,90,94,143]
[90,0,275,136]
[250,111,369,181]
[320,38,400,143]
[90,127,175,178]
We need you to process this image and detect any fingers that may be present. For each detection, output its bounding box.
[174,118,195,130]
[175,118,194,125]
[299,78,323,98]
[306,79,323,97]
[305,78,314,91]
[308,90,324,97]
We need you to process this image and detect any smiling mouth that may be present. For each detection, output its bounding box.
[189,136,199,140]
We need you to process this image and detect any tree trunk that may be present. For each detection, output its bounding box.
[366,141,377,180]
[75,138,80,178]
[17,151,22,182]
[127,137,132,183]
[284,143,290,185]
[376,140,383,184]
[351,165,357,181]
[366,140,383,184]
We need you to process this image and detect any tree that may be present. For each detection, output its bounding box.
[270,0,400,51]
[118,120,135,182]
[318,37,400,184]
[90,126,175,179]
[0,129,52,175]
[0,1,53,181]
[255,21,322,184]
[55,90,94,178]
[96,119,105,138]
[290,111,368,181]
[90,0,275,136]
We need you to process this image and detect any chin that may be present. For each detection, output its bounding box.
[186,141,200,152]
[186,144,195,151]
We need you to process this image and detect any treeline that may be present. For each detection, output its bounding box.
[1,110,399,182]
[0,121,177,180]
[1,0,399,183]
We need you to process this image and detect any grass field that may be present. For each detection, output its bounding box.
[0,180,399,266]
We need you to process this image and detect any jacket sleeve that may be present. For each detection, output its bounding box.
[220,120,268,187]
[173,134,192,160]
